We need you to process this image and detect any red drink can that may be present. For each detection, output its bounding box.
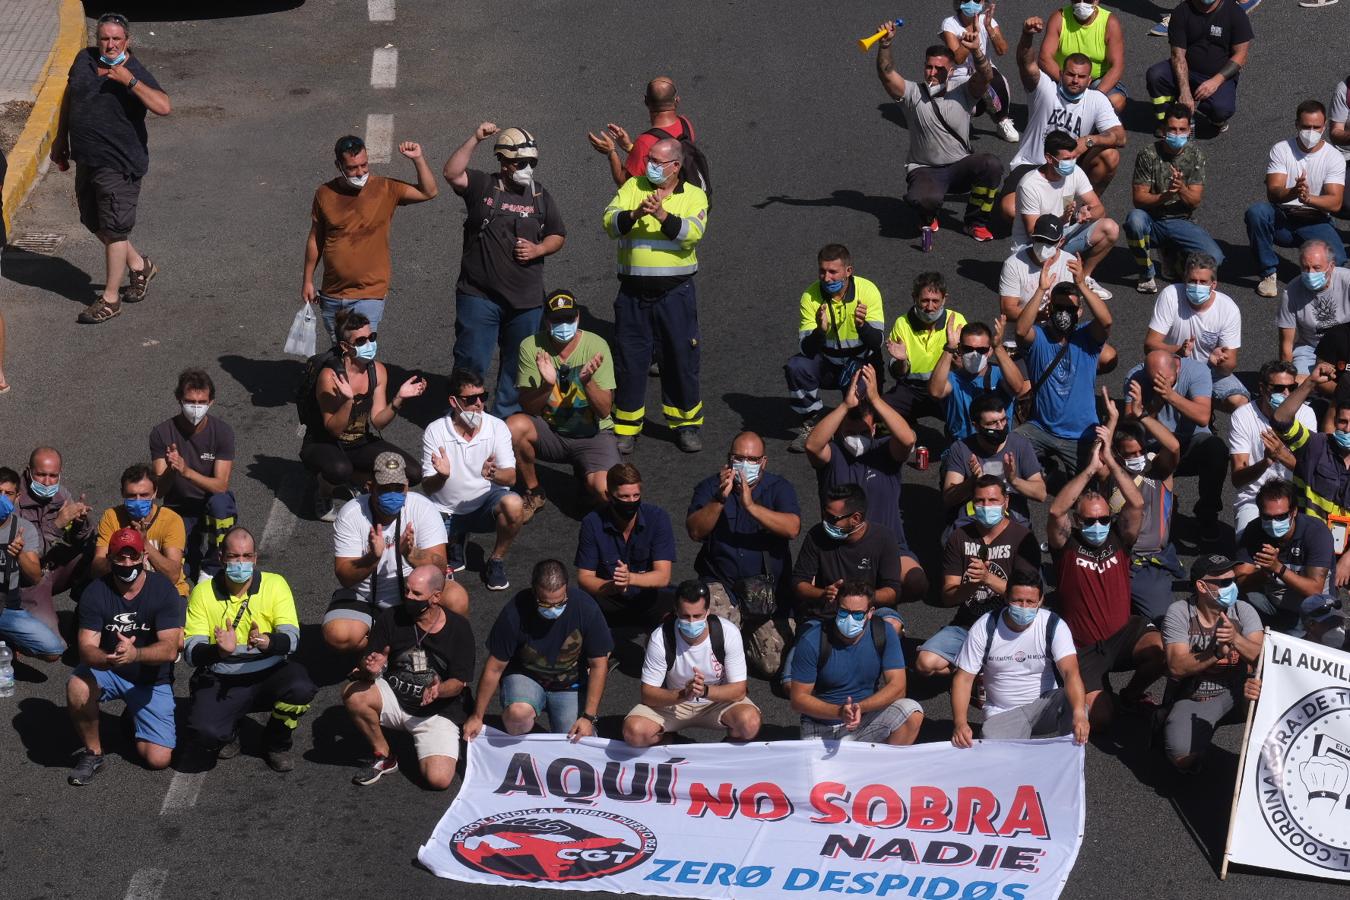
[916,446,929,470]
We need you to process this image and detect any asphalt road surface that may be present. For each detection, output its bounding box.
[2,1,1349,897]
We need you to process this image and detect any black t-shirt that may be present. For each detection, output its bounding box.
[791,523,903,618]
[148,415,237,507]
[369,605,476,718]
[815,438,907,546]
[456,169,567,311]
[1168,0,1253,78]
[66,48,164,177]
[1315,323,1350,404]
[77,572,185,685]
[486,587,613,690]
[942,521,1041,628]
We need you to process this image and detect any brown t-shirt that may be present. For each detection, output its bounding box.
[312,175,403,299]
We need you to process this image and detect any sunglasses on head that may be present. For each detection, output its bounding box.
[1080,515,1112,526]
[336,136,365,156]
[959,345,991,356]
[498,157,535,170]
[347,332,377,347]
[97,12,129,29]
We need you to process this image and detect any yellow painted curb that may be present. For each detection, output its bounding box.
[1,0,86,238]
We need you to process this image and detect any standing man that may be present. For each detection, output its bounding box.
[588,76,697,187]
[444,123,567,417]
[150,369,237,580]
[1126,104,1223,294]
[184,527,316,772]
[421,367,522,592]
[602,138,709,454]
[1145,0,1253,135]
[872,21,1004,244]
[51,12,171,325]
[1245,101,1348,298]
[302,135,438,342]
[66,528,183,784]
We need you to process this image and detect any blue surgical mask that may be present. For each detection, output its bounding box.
[1261,516,1292,540]
[100,51,128,67]
[375,490,406,515]
[1006,605,1038,627]
[28,478,59,500]
[823,279,846,295]
[733,460,761,485]
[1054,159,1076,177]
[915,305,944,324]
[823,520,854,541]
[0,495,13,521]
[1216,583,1239,609]
[1080,522,1110,546]
[959,1,983,17]
[974,505,1004,527]
[549,320,578,343]
[835,611,867,639]
[1184,283,1211,306]
[1164,133,1189,150]
[1267,392,1287,410]
[646,161,669,186]
[1303,269,1329,292]
[538,603,566,620]
[676,618,707,640]
[123,498,153,520]
[354,340,378,361]
[1334,430,1350,451]
[225,561,254,584]
[1056,84,1083,104]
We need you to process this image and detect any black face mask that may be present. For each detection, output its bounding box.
[405,600,433,618]
[611,498,641,520]
[978,427,1006,446]
[111,563,142,583]
[1048,306,1079,335]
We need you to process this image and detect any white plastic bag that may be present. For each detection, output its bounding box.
[285,303,318,357]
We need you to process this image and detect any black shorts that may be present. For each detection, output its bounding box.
[1076,615,1157,691]
[998,163,1039,200]
[75,164,141,239]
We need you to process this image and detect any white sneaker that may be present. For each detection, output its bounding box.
[1137,276,1159,294]
[996,118,1020,143]
[1257,273,1279,298]
[1085,277,1113,301]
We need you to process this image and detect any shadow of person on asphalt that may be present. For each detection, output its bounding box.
[244,454,309,520]
[0,246,95,304]
[720,392,800,443]
[753,191,914,240]
[11,697,75,766]
[217,354,303,409]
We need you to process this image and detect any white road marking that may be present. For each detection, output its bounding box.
[368,0,395,21]
[159,772,206,814]
[365,113,394,163]
[124,869,168,900]
[370,46,398,89]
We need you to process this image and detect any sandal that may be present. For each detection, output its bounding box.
[120,258,158,303]
[78,296,123,324]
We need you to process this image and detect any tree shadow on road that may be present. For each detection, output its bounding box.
[1,246,95,304]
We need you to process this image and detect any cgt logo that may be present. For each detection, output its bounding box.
[450,808,656,883]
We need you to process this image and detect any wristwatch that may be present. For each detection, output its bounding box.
[1085,137,1095,149]
[580,712,598,724]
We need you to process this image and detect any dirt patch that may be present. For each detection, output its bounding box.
[1,100,35,156]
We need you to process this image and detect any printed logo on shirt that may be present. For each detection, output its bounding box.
[1046,107,1084,139]
[107,611,149,635]
[1209,25,1223,38]
[200,452,216,463]
[1074,553,1121,575]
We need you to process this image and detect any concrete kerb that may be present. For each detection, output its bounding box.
[1,0,85,238]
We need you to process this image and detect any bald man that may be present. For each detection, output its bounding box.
[18,447,95,638]
[686,432,801,676]
[343,564,475,789]
[1124,349,1226,535]
[588,76,696,187]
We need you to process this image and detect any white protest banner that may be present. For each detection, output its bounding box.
[419,731,1085,899]
[1226,630,1350,880]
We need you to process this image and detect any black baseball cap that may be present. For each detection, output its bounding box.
[544,289,579,322]
[1190,554,1236,582]
[1032,214,1064,244]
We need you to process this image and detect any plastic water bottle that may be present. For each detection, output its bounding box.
[0,642,14,698]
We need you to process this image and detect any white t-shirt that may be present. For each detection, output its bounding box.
[955,609,1077,716]
[1331,79,1350,162]
[940,14,997,78]
[641,616,747,703]
[1012,166,1094,248]
[420,413,516,515]
[332,492,449,607]
[1276,267,1350,349]
[1147,284,1243,364]
[998,246,1077,316]
[1011,71,1121,168]
[1227,400,1317,514]
[1267,138,1347,212]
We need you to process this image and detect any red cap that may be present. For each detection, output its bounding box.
[108,526,145,556]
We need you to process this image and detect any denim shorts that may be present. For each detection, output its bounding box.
[1061,220,1100,256]
[443,486,510,537]
[1210,372,1251,401]
[0,606,67,656]
[919,624,970,666]
[318,294,385,344]
[501,673,580,733]
[1291,344,1317,376]
[74,665,177,749]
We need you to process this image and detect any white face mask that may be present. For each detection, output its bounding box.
[510,164,535,186]
[1072,2,1096,21]
[1033,243,1057,263]
[842,435,869,458]
[457,409,483,431]
[961,351,986,375]
[181,403,209,426]
[1298,128,1324,149]
[345,173,369,189]
[1123,455,1148,474]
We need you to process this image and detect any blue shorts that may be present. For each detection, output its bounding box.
[1061,220,1100,256]
[1090,77,1127,99]
[74,665,177,749]
[0,606,66,656]
[501,672,579,733]
[1211,372,1251,401]
[1292,344,1317,376]
[443,486,510,538]
[919,624,971,665]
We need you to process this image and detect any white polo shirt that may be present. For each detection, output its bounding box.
[420,412,516,516]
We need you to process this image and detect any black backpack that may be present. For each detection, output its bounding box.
[815,617,888,673]
[293,346,343,427]
[980,609,1064,687]
[647,115,711,198]
[662,615,726,673]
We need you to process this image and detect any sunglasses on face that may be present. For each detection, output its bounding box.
[959,345,991,355]
[1265,384,1294,395]
[824,512,856,526]
[455,392,487,407]
[837,609,867,622]
[1080,515,1112,526]
[348,333,377,347]
[1203,578,1235,589]
[498,157,534,170]
[729,454,763,463]
[1258,512,1291,522]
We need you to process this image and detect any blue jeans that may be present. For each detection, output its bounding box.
[1244,203,1348,277]
[441,486,509,537]
[1123,210,1225,278]
[0,606,66,656]
[319,295,385,345]
[501,673,579,733]
[453,292,543,418]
